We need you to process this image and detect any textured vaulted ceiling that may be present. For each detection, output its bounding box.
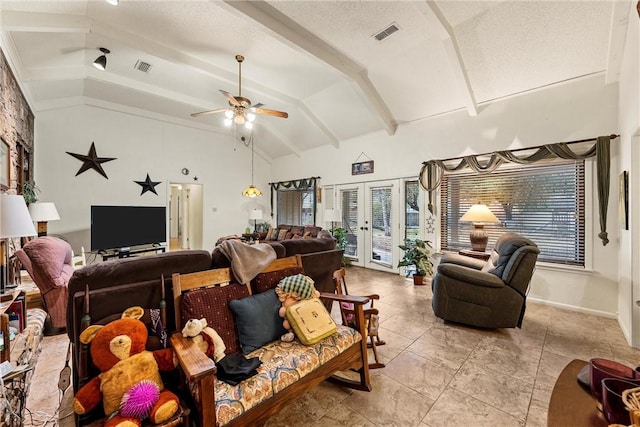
[0,0,630,159]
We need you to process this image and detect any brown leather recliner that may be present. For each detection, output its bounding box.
[15,236,74,329]
[431,232,540,328]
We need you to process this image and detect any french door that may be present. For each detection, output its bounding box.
[336,180,400,273]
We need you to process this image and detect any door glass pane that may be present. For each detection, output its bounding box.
[370,187,392,266]
[404,180,420,241]
[340,189,358,258]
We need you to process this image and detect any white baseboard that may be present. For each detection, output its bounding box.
[528,297,617,319]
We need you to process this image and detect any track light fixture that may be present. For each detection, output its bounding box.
[93,47,110,71]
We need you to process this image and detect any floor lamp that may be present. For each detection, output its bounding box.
[28,202,60,236]
[249,209,263,233]
[0,195,37,294]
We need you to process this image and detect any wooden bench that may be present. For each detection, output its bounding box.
[170,256,372,426]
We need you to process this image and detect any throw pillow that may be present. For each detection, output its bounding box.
[277,229,288,241]
[229,289,288,354]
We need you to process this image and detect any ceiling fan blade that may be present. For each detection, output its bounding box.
[191,108,228,118]
[254,107,288,119]
[250,103,264,109]
[219,89,241,107]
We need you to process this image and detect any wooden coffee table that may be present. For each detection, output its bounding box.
[548,359,607,426]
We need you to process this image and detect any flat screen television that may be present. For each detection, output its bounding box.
[91,205,166,251]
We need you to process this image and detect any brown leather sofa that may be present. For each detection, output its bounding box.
[67,241,342,393]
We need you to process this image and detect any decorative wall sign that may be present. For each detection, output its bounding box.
[352,160,374,175]
[135,173,162,195]
[66,142,116,179]
[619,171,629,230]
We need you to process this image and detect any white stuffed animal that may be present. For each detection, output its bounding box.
[181,318,226,362]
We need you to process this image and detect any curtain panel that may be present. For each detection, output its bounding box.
[270,177,320,224]
[419,135,618,246]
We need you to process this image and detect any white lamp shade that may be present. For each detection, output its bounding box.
[460,204,499,223]
[249,209,263,220]
[1,194,37,238]
[28,202,61,222]
[324,209,341,222]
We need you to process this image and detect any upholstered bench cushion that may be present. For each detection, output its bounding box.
[250,266,304,295]
[203,325,360,426]
[181,283,250,355]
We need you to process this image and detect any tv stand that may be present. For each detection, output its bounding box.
[101,245,166,261]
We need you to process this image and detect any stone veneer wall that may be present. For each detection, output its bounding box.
[0,47,34,193]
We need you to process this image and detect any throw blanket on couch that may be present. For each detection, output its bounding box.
[218,240,277,284]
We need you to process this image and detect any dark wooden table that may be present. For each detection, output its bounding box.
[548,359,607,427]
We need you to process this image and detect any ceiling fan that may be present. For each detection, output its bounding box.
[191,55,288,129]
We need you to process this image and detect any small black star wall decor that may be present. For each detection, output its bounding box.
[66,142,116,179]
[135,173,162,196]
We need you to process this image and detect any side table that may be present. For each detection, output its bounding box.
[548,359,607,426]
[458,249,491,261]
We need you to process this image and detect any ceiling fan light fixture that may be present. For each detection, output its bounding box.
[225,109,234,119]
[224,118,232,127]
[247,113,256,122]
[245,121,253,130]
[93,47,110,71]
[234,114,245,125]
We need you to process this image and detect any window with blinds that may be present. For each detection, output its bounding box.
[404,180,420,241]
[340,189,359,257]
[440,159,585,266]
[277,189,314,225]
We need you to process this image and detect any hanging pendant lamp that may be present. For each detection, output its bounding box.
[242,134,262,197]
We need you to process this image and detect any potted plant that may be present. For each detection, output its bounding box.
[332,227,350,266]
[23,180,40,205]
[398,239,434,285]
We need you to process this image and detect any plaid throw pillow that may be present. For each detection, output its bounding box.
[275,274,317,300]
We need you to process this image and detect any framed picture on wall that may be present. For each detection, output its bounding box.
[352,160,374,175]
[619,170,629,230]
[0,139,9,190]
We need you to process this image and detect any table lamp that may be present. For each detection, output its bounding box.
[28,202,60,236]
[460,204,499,252]
[249,209,263,233]
[324,209,341,233]
[1,194,37,293]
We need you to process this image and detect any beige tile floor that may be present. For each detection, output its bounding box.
[24,266,640,426]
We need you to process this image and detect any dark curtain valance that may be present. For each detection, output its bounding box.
[419,134,618,246]
[269,177,320,223]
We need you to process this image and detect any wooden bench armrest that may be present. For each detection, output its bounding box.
[170,332,217,382]
[319,292,370,305]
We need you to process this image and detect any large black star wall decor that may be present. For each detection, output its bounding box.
[66,142,116,179]
[135,173,162,196]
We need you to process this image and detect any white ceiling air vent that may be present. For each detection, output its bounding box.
[373,22,400,42]
[134,60,152,73]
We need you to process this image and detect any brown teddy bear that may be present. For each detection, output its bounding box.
[72,308,180,427]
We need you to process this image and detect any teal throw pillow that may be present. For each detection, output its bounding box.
[229,289,288,354]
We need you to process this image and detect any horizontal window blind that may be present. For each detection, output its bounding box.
[440,159,585,265]
[277,189,314,225]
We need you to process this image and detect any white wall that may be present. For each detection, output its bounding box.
[272,73,621,317]
[34,104,272,254]
[30,61,629,321]
[617,5,640,345]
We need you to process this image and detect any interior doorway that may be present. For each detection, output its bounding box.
[168,183,204,251]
